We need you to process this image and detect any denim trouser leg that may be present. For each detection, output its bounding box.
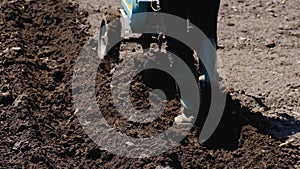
[199,37,218,84]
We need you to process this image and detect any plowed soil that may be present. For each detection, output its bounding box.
[0,0,299,168]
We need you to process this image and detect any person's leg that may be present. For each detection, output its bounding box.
[167,0,221,126]
[190,0,221,84]
[165,36,199,120]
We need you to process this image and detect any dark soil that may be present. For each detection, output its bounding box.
[0,0,299,168]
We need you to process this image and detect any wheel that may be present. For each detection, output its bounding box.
[98,19,108,59]
[97,8,122,60]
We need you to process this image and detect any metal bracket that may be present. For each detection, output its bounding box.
[119,9,132,39]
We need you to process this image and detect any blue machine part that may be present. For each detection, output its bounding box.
[121,0,133,19]
[121,0,152,18]
[121,0,160,32]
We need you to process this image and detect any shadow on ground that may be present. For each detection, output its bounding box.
[199,93,300,150]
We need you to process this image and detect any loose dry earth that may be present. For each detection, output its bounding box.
[0,0,299,168]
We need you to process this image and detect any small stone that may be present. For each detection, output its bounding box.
[226,23,235,26]
[125,141,134,147]
[265,40,276,48]
[13,141,22,151]
[239,37,247,41]
[217,44,225,49]
[11,47,21,51]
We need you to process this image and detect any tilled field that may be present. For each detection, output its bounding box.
[0,0,299,168]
